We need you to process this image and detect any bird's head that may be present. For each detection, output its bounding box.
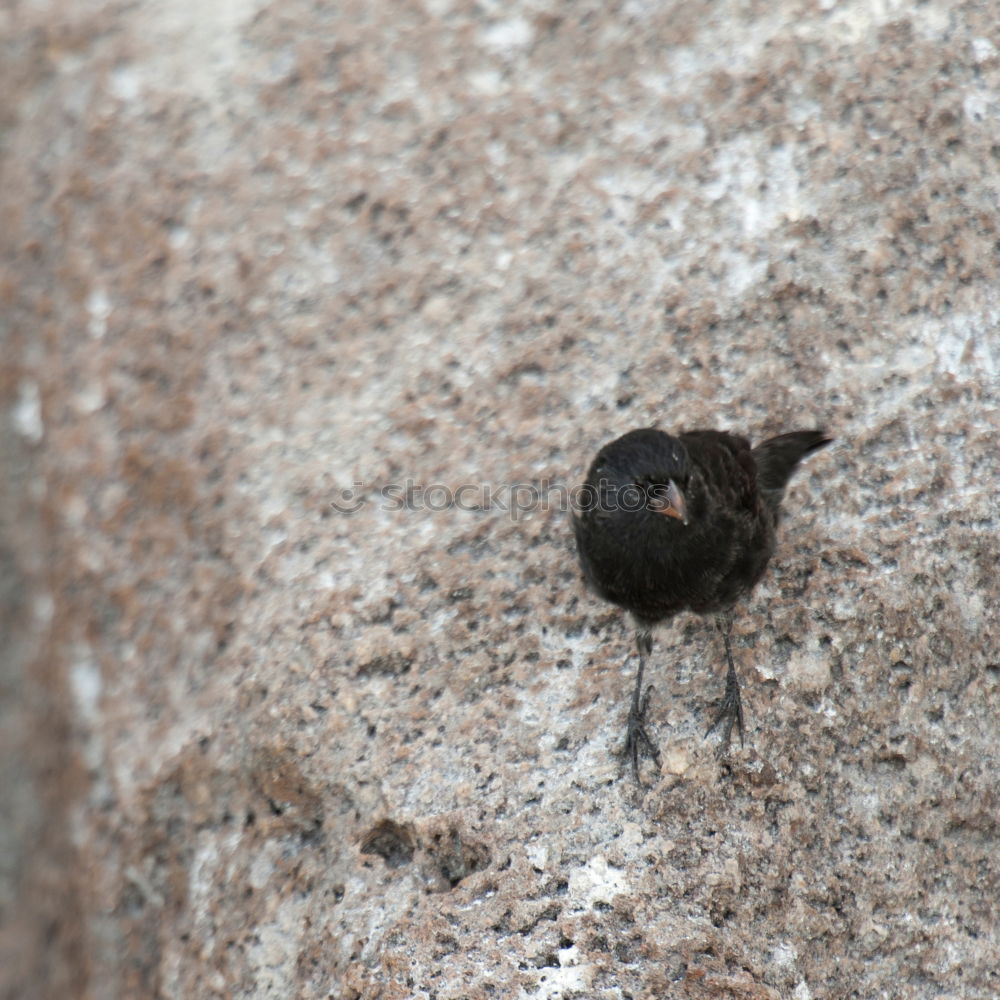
[589,428,691,526]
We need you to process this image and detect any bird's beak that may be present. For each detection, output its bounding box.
[652,479,688,525]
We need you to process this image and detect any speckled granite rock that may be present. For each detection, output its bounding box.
[3,0,998,997]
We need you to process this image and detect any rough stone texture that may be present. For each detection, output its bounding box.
[2,1,998,998]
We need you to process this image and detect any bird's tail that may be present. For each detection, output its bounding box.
[753,430,832,514]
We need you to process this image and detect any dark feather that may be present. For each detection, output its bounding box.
[753,430,832,517]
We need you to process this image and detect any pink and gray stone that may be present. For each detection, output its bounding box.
[2,1,997,997]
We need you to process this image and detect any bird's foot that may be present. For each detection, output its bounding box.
[706,676,745,755]
[622,684,661,784]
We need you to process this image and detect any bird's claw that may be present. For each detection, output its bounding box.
[623,684,661,784]
[706,678,745,755]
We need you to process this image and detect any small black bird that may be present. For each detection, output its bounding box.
[573,426,831,782]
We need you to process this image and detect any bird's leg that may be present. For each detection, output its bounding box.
[623,629,661,783]
[706,613,746,751]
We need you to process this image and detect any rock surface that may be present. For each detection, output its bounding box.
[2,1,998,997]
